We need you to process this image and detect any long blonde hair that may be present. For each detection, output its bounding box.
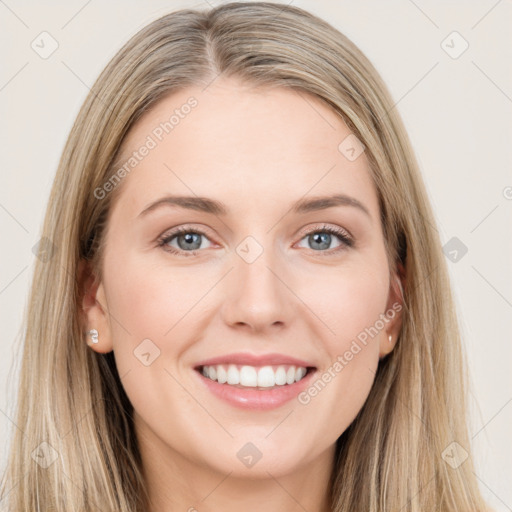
[1,2,489,510]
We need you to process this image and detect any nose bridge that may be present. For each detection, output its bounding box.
[222,233,292,330]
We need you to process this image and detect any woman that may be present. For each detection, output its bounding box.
[1,2,491,511]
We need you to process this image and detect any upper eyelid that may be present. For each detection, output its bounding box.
[159,224,216,243]
[296,223,352,240]
[159,223,353,246]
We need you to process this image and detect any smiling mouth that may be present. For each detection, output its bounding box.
[195,364,316,389]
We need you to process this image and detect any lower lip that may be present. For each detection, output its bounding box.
[194,368,317,411]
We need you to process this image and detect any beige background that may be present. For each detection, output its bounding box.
[1,0,511,509]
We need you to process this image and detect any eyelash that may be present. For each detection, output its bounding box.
[157,224,354,258]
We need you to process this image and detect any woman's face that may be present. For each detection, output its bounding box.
[84,78,402,480]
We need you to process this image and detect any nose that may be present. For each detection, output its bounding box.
[221,244,294,334]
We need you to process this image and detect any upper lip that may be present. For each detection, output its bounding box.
[194,352,316,369]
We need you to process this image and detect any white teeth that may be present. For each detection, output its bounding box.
[200,364,310,387]
[240,366,258,386]
[275,366,287,385]
[257,366,275,387]
[216,365,228,384]
[295,367,307,382]
[227,364,240,385]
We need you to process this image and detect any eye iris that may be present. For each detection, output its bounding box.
[178,232,201,250]
[309,232,331,250]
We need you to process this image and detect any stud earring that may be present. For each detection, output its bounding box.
[87,329,99,344]
[388,334,392,344]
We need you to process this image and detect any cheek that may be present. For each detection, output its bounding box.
[299,256,390,353]
[101,253,208,434]
[104,251,207,342]
[294,258,389,435]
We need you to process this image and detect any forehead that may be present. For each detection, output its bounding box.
[108,78,378,220]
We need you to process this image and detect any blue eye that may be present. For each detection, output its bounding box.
[157,224,353,257]
[158,226,211,256]
[296,225,354,254]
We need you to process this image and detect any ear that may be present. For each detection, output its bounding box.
[77,259,113,354]
[379,261,405,359]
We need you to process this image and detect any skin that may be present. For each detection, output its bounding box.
[80,77,403,512]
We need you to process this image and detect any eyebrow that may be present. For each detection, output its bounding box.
[137,194,371,219]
